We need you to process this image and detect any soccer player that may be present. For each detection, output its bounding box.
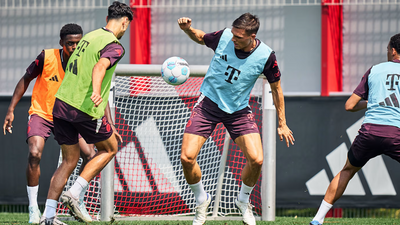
[177,13,295,225]
[39,1,133,224]
[309,33,400,225]
[2,23,97,224]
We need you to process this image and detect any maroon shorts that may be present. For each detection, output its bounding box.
[348,124,400,167]
[26,114,54,142]
[53,99,113,145]
[184,95,259,141]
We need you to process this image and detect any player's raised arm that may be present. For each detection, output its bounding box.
[178,17,206,45]
[270,80,295,147]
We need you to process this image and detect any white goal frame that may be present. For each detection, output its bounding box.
[100,64,276,222]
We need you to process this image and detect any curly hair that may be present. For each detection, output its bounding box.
[108,1,133,21]
[232,13,260,35]
[60,23,83,40]
[389,33,400,54]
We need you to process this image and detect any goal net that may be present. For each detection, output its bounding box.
[57,67,265,220]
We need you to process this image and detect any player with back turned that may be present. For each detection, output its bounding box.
[39,1,133,224]
[177,13,295,225]
[310,33,400,225]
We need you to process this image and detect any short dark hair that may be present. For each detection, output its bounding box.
[389,33,400,54]
[232,13,260,35]
[108,1,133,21]
[60,23,83,40]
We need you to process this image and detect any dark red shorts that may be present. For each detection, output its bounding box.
[184,95,259,141]
[53,116,113,145]
[26,114,53,142]
[348,124,400,167]
[52,99,113,145]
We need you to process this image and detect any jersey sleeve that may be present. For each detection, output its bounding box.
[204,29,224,51]
[353,67,371,100]
[26,50,45,79]
[262,52,281,83]
[99,43,124,69]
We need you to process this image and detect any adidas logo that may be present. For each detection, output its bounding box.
[220,55,227,61]
[379,93,399,107]
[49,75,59,82]
[306,117,396,196]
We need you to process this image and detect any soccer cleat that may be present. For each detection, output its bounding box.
[60,190,91,223]
[235,198,256,225]
[310,220,322,225]
[78,201,93,222]
[193,193,211,225]
[39,216,67,225]
[28,205,41,224]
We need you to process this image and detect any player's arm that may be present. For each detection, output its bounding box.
[345,68,370,112]
[270,80,295,147]
[3,73,35,135]
[345,93,367,112]
[91,57,111,107]
[104,102,122,142]
[178,17,206,45]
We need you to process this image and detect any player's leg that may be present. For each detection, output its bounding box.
[76,137,96,221]
[311,129,377,225]
[26,114,53,224]
[223,107,261,225]
[181,133,211,225]
[41,116,81,223]
[78,137,96,174]
[42,143,80,223]
[181,96,217,225]
[60,116,115,222]
[234,133,263,225]
[310,158,361,225]
[26,136,45,224]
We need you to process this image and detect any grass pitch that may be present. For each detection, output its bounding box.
[0,213,400,224]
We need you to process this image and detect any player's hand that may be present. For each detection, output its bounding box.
[90,92,103,107]
[277,124,295,147]
[3,112,14,135]
[111,124,123,143]
[178,17,192,31]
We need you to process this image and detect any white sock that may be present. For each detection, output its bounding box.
[27,185,39,207]
[69,176,88,199]
[79,184,89,202]
[313,200,333,224]
[238,182,254,203]
[44,199,58,219]
[189,181,207,206]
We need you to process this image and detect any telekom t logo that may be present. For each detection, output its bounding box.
[224,65,241,84]
[386,74,400,90]
[306,117,396,196]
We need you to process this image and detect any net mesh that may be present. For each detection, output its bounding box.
[57,75,263,218]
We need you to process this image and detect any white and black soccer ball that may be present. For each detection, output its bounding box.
[161,56,190,86]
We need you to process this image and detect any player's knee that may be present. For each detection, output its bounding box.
[180,154,196,168]
[249,157,263,170]
[28,149,42,164]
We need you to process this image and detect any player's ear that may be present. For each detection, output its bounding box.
[106,16,109,23]
[59,39,63,47]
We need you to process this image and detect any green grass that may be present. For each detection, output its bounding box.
[1,213,400,225]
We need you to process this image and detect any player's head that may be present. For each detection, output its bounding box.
[106,1,133,39]
[231,13,259,51]
[59,23,83,57]
[388,33,400,61]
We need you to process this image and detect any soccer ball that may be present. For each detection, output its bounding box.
[161,56,190,85]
